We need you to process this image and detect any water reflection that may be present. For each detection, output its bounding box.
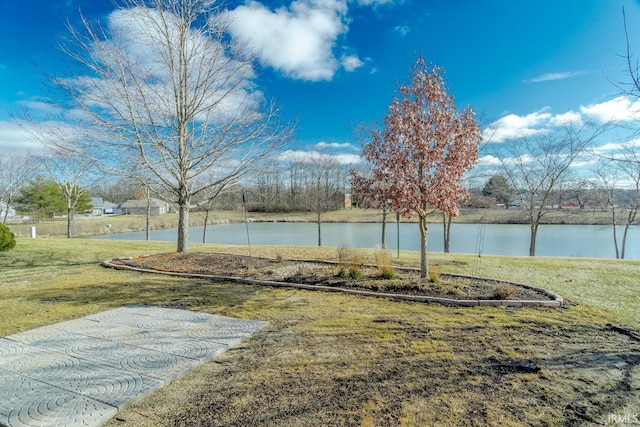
[89,222,639,259]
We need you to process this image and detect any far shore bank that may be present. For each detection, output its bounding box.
[5,207,622,238]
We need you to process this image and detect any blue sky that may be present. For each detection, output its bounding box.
[2,0,640,162]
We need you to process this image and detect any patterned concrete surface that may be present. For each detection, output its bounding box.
[0,306,267,427]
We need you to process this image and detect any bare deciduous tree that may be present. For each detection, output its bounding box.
[192,175,235,243]
[44,153,93,238]
[0,153,37,224]
[608,143,640,259]
[592,163,625,258]
[495,125,601,256]
[308,152,344,247]
[35,0,291,252]
[360,57,482,278]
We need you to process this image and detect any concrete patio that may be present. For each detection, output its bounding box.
[0,306,267,427]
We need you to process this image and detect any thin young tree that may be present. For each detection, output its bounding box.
[193,177,235,244]
[609,142,640,259]
[350,168,394,249]
[0,153,37,224]
[495,125,600,256]
[361,57,482,279]
[45,153,93,238]
[308,151,343,247]
[33,0,291,253]
[592,163,624,258]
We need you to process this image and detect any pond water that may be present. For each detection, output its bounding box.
[88,222,640,259]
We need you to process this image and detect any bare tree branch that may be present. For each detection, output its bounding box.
[23,0,292,252]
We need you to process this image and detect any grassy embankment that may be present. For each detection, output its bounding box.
[1,237,639,425]
[5,207,617,238]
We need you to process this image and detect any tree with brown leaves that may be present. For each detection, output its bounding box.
[360,57,481,278]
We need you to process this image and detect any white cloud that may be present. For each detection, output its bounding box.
[486,96,640,144]
[522,71,584,83]
[481,111,551,143]
[223,0,351,81]
[393,25,409,36]
[580,96,640,123]
[332,153,362,164]
[315,141,356,149]
[549,111,583,127]
[278,149,361,164]
[352,0,399,5]
[341,54,363,72]
[0,121,44,152]
[477,154,501,167]
[17,100,63,117]
[593,138,640,155]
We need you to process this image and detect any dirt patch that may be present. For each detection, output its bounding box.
[115,252,556,302]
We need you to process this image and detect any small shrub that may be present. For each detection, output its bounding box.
[274,252,284,263]
[374,250,396,279]
[348,266,363,279]
[338,266,364,279]
[337,246,364,279]
[494,283,516,300]
[0,224,16,252]
[380,266,396,279]
[428,271,440,283]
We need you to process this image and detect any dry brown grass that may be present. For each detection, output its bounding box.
[2,238,640,426]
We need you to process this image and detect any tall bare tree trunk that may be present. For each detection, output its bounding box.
[381,205,387,249]
[418,214,428,279]
[442,212,452,253]
[177,193,190,253]
[146,200,151,241]
[529,224,538,256]
[66,207,72,238]
[202,209,210,244]
[611,207,620,259]
[317,211,322,247]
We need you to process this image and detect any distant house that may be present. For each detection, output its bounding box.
[117,198,172,216]
[90,198,117,216]
[0,202,16,219]
[344,193,352,209]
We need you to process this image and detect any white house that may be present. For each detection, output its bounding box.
[90,198,117,216]
[117,198,173,216]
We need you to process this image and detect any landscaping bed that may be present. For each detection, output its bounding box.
[111,252,562,306]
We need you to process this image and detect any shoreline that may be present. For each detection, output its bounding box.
[5,207,623,238]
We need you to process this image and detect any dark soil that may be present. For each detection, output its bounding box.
[118,252,555,301]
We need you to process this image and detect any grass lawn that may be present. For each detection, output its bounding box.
[1,237,639,426]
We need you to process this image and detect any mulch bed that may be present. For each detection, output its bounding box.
[114,252,557,302]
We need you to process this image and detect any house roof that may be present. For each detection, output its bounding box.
[119,198,168,209]
[91,197,117,209]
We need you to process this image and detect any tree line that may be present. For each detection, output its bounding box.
[6,0,640,268]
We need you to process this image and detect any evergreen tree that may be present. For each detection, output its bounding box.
[0,223,16,252]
